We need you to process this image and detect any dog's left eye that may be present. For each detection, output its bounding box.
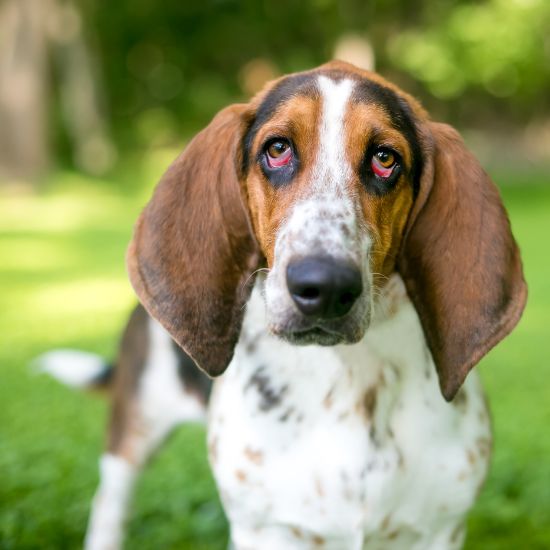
[266,140,292,168]
[371,148,397,178]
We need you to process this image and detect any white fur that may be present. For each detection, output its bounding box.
[208,277,490,550]
[85,318,207,550]
[85,454,136,550]
[136,318,206,457]
[84,74,492,550]
[34,349,108,388]
[264,76,373,342]
[314,76,354,191]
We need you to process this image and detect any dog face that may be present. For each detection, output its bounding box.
[127,61,526,401]
[240,68,423,346]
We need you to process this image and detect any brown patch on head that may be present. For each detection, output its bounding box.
[344,101,415,281]
[241,60,423,285]
[243,92,321,266]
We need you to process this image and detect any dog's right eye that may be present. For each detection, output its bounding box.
[266,140,292,168]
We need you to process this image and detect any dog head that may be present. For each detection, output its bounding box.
[127,61,526,400]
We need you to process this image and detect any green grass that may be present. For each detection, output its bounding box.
[0,169,549,549]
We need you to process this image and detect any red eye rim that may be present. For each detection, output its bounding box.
[371,151,396,178]
[266,141,292,168]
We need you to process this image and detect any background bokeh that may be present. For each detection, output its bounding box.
[1,0,549,548]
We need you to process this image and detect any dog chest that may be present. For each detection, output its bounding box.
[207,337,490,549]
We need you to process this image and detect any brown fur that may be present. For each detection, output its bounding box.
[397,122,527,399]
[127,61,526,401]
[127,105,262,377]
[107,304,149,455]
[243,95,322,265]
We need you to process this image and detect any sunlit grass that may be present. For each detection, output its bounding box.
[0,171,549,549]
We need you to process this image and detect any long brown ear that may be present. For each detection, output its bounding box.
[127,105,261,377]
[398,122,527,401]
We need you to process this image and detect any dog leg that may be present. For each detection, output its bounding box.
[85,308,210,550]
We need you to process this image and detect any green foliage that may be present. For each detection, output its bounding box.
[76,0,550,153]
[1,169,550,547]
[389,0,550,102]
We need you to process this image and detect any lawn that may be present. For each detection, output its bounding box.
[1,165,549,549]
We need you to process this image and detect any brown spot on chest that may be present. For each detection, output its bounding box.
[235,469,248,482]
[244,446,264,465]
[362,387,377,419]
[452,388,468,411]
[476,437,492,458]
[314,476,325,497]
[323,386,335,409]
[312,534,325,546]
[208,435,219,464]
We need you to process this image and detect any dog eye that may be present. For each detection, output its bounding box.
[371,148,397,178]
[266,140,292,168]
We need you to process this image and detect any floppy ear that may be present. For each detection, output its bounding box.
[127,105,262,377]
[398,122,527,401]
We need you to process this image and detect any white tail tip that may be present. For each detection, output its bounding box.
[32,349,109,388]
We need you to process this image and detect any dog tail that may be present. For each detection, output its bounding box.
[32,349,114,390]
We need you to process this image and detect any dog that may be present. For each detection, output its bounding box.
[40,60,526,549]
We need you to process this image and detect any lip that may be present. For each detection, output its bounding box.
[277,325,345,346]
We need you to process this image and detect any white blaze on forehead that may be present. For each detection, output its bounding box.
[315,76,355,190]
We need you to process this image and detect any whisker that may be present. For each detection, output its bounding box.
[242,267,270,290]
[240,268,271,310]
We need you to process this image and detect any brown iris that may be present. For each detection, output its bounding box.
[375,149,395,168]
[266,140,292,168]
[371,148,396,178]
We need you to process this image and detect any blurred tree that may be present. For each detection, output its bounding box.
[0,0,49,180]
[87,0,549,147]
[2,0,549,177]
[387,0,550,117]
[0,0,113,182]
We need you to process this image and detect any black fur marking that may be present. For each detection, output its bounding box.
[241,73,318,176]
[246,365,289,412]
[352,81,423,197]
[172,342,212,405]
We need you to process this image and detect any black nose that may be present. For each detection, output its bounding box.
[286,256,363,319]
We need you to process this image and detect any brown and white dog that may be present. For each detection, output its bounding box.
[41,61,526,550]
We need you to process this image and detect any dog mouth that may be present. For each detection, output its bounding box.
[285,326,343,346]
[272,322,364,346]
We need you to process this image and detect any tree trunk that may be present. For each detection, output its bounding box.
[0,0,50,181]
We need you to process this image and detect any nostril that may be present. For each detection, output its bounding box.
[300,287,320,300]
[339,292,356,307]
